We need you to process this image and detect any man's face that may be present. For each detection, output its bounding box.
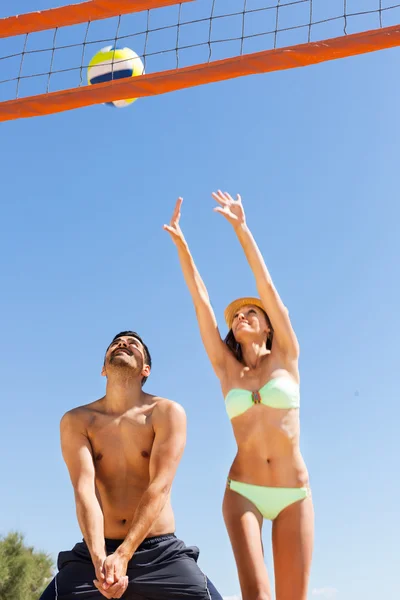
[102,335,150,379]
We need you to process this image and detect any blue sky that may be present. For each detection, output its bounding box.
[1,1,399,599]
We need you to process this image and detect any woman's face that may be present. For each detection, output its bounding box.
[232,304,270,343]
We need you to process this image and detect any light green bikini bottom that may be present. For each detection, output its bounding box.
[227,478,310,521]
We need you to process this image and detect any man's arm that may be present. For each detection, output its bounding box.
[60,411,106,571]
[117,399,186,559]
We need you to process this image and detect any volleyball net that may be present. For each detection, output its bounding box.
[1,0,399,121]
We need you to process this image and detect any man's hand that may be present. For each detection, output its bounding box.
[93,576,128,599]
[93,556,107,590]
[104,552,129,586]
[93,552,129,598]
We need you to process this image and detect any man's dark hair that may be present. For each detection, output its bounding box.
[106,331,152,386]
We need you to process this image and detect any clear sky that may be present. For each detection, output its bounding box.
[1,2,399,599]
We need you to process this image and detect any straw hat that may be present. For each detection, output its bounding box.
[224,297,266,329]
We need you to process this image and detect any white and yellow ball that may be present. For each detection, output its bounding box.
[87,46,145,108]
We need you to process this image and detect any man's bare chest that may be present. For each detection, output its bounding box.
[87,412,155,477]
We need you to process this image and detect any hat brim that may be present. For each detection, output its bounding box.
[224,297,266,329]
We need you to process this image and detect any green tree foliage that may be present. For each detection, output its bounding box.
[0,532,54,600]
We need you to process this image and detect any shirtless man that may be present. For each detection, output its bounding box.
[40,331,222,600]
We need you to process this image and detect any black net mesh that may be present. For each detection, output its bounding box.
[1,0,399,102]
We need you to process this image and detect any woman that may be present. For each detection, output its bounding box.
[164,191,313,600]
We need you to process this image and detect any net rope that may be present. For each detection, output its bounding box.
[0,0,399,102]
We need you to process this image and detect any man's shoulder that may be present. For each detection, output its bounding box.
[60,398,104,427]
[148,395,186,420]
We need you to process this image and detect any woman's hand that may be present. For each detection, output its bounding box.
[163,197,186,245]
[212,190,246,229]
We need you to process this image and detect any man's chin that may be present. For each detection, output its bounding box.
[108,356,142,374]
[109,355,133,367]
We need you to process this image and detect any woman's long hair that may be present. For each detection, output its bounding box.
[224,309,274,364]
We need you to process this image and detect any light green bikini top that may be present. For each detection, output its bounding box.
[225,376,300,420]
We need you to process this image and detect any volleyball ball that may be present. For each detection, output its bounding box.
[87,46,145,108]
